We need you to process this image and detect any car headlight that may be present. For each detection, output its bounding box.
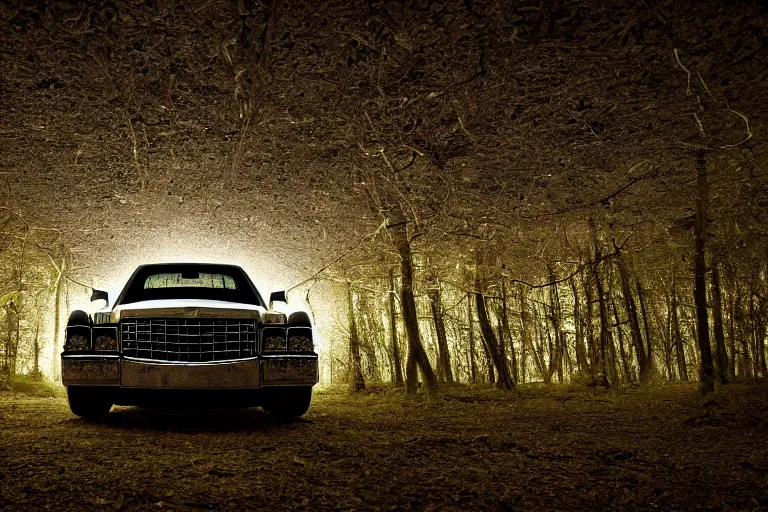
[93,326,118,351]
[288,327,313,352]
[65,332,91,352]
[65,312,91,352]
[262,327,286,352]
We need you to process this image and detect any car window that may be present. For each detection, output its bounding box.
[143,273,238,290]
[115,265,264,306]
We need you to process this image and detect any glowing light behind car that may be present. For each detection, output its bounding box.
[57,230,331,379]
[86,235,295,312]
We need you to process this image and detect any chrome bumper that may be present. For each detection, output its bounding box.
[120,357,262,389]
[61,355,120,386]
[261,354,319,386]
[61,354,318,388]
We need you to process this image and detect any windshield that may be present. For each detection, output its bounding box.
[115,264,264,306]
[143,272,239,290]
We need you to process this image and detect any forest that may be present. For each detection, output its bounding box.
[2,1,768,509]
[1,0,767,395]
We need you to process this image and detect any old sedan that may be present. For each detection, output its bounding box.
[61,263,318,418]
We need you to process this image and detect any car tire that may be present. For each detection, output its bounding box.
[262,386,313,418]
[67,386,113,419]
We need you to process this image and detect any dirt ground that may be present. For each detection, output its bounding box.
[1,383,767,511]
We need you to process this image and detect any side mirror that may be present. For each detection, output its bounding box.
[269,290,287,310]
[91,289,109,306]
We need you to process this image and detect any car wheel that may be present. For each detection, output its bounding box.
[67,386,113,419]
[262,386,313,418]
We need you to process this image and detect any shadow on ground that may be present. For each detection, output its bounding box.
[75,406,311,433]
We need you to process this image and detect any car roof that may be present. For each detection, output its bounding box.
[113,263,265,307]
[133,262,246,271]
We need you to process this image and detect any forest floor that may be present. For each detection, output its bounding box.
[1,382,767,511]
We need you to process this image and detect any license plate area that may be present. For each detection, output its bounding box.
[120,358,261,389]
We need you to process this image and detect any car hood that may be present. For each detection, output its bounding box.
[111,299,267,322]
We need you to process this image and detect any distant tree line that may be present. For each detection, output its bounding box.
[320,210,767,395]
[0,209,73,388]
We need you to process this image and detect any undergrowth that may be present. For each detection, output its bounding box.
[2,374,65,398]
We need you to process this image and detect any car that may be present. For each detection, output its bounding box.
[60,263,318,419]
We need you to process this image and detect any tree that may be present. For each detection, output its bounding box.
[387,269,404,386]
[387,203,438,396]
[346,281,366,392]
[710,260,729,383]
[474,253,514,390]
[428,278,454,384]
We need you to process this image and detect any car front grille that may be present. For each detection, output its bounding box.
[121,319,257,362]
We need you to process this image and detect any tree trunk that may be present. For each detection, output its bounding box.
[357,292,382,381]
[724,267,737,379]
[734,284,751,378]
[3,306,13,381]
[474,287,514,389]
[590,219,611,387]
[9,302,20,378]
[31,291,43,378]
[388,269,404,386]
[656,291,674,380]
[51,258,66,381]
[710,260,729,383]
[346,282,366,392]
[496,314,506,382]
[530,302,547,381]
[467,291,477,384]
[606,329,620,387]
[539,309,555,384]
[480,333,496,384]
[33,310,41,377]
[616,254,649,382]
[428,285,453,384]
[671,275,688,381]
[693,153,715,393]
[473,251,513,389]
[5,236,26,378]
[570,275,589,375]
[636,277,654,380]
[755,263,768,377]
[748,292,767,378]
[547,267,565,383]
[749,293,758,378]
[611,295,633,383]
[518,285,531,384]
[582,266,599,381]
[500,276,518,383]
[687,304,700,370]
[387,208,437,396]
